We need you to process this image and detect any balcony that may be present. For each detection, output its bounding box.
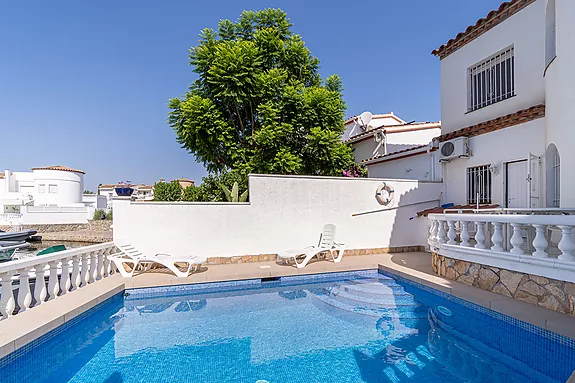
[428,210,575,283]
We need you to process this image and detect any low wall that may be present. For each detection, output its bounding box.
[113,174,442,259]
[0,220,112,233]
[432,253,575,316]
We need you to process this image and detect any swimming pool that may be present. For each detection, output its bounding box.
[1,270,574,383]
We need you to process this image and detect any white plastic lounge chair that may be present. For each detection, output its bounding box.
[110,244,201,278]
[278,224,347,268]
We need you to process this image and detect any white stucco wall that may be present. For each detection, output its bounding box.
[440,0,546,134]
[113,175,443,259]
[33,169,84,206]
[367,151,439,182]
[442,119,546,206]
[342,115,402,141]
[544,0,575,207]
[351,129,440,163]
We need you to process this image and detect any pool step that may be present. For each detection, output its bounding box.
[313,294,428,319]
[330,289,420,309]
[337,282,409,298]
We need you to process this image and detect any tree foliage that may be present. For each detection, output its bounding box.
[168,8,354,177]
[153,180,183,202]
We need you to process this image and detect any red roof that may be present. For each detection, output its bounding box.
[432,0,537,59]
[31,165,85,174]
[417,204,500,217]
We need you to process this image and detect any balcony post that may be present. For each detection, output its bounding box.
[532,224,549,258]
[510,223,524,255]
[474,222,486,249]
[557,225,575,261]
[491,222,504,252]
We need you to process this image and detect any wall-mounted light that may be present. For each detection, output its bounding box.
[489,162,501,176]
[406,168,413,173]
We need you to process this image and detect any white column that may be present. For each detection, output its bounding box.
[33,263,47,307]
[0,272,15,319]
[437,220,447,244]
[96,251,104,281]
[47,261,60,301]
[491,222,504,252]
[510,223,525,255]
[88,251,97,284]
[557,225,575,261]
[532,224,549,258]
[60,258,71,296]
[429,219,436,242]
[80,254,90,287]
[447,221,457,245]
[17,267,33,312]
[474,222,486,249]
[70,255,82,291]
[460,221,470,247]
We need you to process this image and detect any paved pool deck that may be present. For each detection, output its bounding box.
[2,251,575,370]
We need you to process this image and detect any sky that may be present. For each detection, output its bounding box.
[0,0,506,190]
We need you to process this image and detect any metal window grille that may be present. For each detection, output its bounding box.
[467,165,492,204]
[48,184,58,194]
[468,47,515,112]
[552,149,560,207]
[38,184,46,194]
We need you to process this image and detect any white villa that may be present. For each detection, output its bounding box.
[0,166,93,225]
[366,0,570,211]
[343,113,441,181]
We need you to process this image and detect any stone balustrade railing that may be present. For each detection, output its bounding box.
[428,213,575,282]
[0,242,117,320]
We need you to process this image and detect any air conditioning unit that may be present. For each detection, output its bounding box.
[439,137,469,162]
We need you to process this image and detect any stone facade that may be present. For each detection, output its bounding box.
[205,246,425,265]
[432,253,575,316]
[0,220,112,233]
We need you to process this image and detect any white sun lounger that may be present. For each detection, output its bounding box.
[278,224,347,268]
[110,244,201,278]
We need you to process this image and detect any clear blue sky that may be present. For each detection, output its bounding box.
[0,1,505,190]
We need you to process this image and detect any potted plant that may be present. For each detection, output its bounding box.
[115,181,134,197]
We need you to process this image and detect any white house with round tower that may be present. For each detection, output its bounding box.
[0,165,91,225]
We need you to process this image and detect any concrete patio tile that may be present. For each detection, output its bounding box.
[489,299,549,329]
[545,313,575,340]
[448,282,506,309]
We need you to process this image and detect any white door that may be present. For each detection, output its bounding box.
[507,160,529,208]
[528,153,542,208]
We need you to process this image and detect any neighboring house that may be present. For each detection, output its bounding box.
[0,165,90,225]
[343,112,441,180]
[98,183,154,208]
[370,0,571,209]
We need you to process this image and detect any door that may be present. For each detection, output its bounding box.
[528,153,542,208]
[506,160,529,208]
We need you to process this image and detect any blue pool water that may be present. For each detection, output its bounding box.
[1,270,575,383]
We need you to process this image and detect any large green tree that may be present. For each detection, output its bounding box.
[168,8,354,176]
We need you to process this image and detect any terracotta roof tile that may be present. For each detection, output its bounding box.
[416,204,500,217]
[31,165,85,174]
[344,113,405,125]
[432,0,536,60]
[437,104,545,142]
[344,122,441,144]
[361,144,436,165]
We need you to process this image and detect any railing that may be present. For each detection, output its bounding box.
[0,242,117,320]
[428,213,575,281]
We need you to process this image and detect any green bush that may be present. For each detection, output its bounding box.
[105,209,113,220]
[93,209,107,220]
[153,180,183,201]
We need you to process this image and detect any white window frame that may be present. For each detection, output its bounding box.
[468,46,515,112]
[48,184,58,194]
[38,184,46,194]
[467,165,492,205]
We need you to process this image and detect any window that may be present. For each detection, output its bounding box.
[468,47,515,112]
[48,184,58,194]
[545,0,557,67]
[467,165,492,204]
[38,184,46,193]
[546,144,560,207]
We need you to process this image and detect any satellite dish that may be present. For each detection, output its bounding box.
[349,111,373,138]
[359,111,373,126]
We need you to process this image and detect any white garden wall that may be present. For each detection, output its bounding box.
[113,175,442,259]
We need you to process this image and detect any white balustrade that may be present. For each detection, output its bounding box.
[428,213,575,282]
[0,242,116,320]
